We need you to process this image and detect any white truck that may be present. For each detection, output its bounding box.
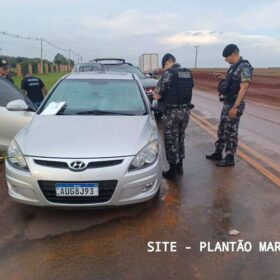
[139,53,158,74]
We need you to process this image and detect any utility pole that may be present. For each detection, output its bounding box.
[68,49,71,71]
[194,45,199,68]
[0,47,2,56]
[40,38,43,74]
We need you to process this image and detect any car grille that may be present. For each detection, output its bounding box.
[34,160,68,169]
[34,159,123,170]
[38,180,117,204]
[87,160,123,168]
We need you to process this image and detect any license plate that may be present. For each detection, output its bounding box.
[55,183,99,197]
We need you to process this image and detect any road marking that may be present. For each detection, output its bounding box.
[245,111,280,125]
[194,89,280,111]
[192,112,280,174]
[250,101,280,111]
[191,115,280,189]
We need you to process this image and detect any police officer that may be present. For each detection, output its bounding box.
[21,72,48,108]
[0,57,14,83]
[206,44,253,166]
[154,53,194,180]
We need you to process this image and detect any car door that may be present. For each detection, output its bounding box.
[0,78,35,150]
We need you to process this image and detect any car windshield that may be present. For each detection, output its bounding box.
[40,79,147,116]
[102,65,146,79]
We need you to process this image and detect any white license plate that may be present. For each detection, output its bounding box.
[55,183,99,197]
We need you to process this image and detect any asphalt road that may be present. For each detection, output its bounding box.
[192,89,280,166]
[1,119,280,280]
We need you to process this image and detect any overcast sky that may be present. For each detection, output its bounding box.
[1,0,279,67]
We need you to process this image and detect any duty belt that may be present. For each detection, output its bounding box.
[165,104,188,109]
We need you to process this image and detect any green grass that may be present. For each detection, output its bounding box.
[13,72,69,91]
[0,151,6,162]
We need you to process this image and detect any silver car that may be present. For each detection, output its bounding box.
[0,77,35,150]
[5,72,163,207]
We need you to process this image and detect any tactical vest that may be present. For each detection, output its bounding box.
[224,59,249,103]
[164,67,193,105]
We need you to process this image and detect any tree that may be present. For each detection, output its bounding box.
[54,53,68,65]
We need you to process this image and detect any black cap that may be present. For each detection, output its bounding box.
[0,57,9,68]
[222,44,239,57]
[161,53,176,68]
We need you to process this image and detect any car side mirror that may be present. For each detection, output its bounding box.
[6,99,28,111]
[151,100,158,111]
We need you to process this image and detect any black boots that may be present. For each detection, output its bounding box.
[163,161,184,180]
[216,155,235,167]
[205,150,223,161]
[163,164,177,180]
[206,150,235,167]
[176,160,183,175]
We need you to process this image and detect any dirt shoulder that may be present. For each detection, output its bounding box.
[192,69,280,108]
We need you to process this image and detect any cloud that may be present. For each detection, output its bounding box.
[236,0,280,30]
[79,10,179,37]
[223,32,280,53]
[1,2,279,67]
[159,30,280,53]
[159,31,222,47]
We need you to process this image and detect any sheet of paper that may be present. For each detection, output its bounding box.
[41,101,66,115]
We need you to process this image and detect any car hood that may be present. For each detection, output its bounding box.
[140,78,158,88]
[16,115,158,158]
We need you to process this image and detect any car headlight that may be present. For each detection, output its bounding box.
[7,140,29,171]
[129,140,159,171]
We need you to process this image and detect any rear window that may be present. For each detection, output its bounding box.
[103,65,146,79]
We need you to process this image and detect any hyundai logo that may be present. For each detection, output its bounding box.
[69,161,87,171]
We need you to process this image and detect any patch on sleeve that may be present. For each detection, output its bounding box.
[240,64,252,82]
[241,78,251,83]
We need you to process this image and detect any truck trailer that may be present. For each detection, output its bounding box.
[139,53,159,74]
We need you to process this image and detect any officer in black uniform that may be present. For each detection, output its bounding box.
[206,44,253,166]
[0,57,14,84]
[21,72,48,108]
[154,53,194,180]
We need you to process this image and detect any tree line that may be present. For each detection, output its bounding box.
[3,53,74,67]
[2,53,75,75]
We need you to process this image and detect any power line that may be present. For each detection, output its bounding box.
[0,30,82,61]
[0,31,40,41]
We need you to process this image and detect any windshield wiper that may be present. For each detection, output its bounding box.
[75,110,136,116]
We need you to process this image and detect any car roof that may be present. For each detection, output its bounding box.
[74,62,135,68]
[66,71,135,80]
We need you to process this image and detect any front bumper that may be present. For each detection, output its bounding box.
[5,156,162,207]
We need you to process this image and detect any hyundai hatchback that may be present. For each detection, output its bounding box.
[5,72,163,207]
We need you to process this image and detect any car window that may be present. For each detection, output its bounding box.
[103,65,146,79]
[0,78,24,107]
[40,79,147,115]
[79,65,103,72]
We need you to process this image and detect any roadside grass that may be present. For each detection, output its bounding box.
[0,151,6,162]
[13,72,69,91]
